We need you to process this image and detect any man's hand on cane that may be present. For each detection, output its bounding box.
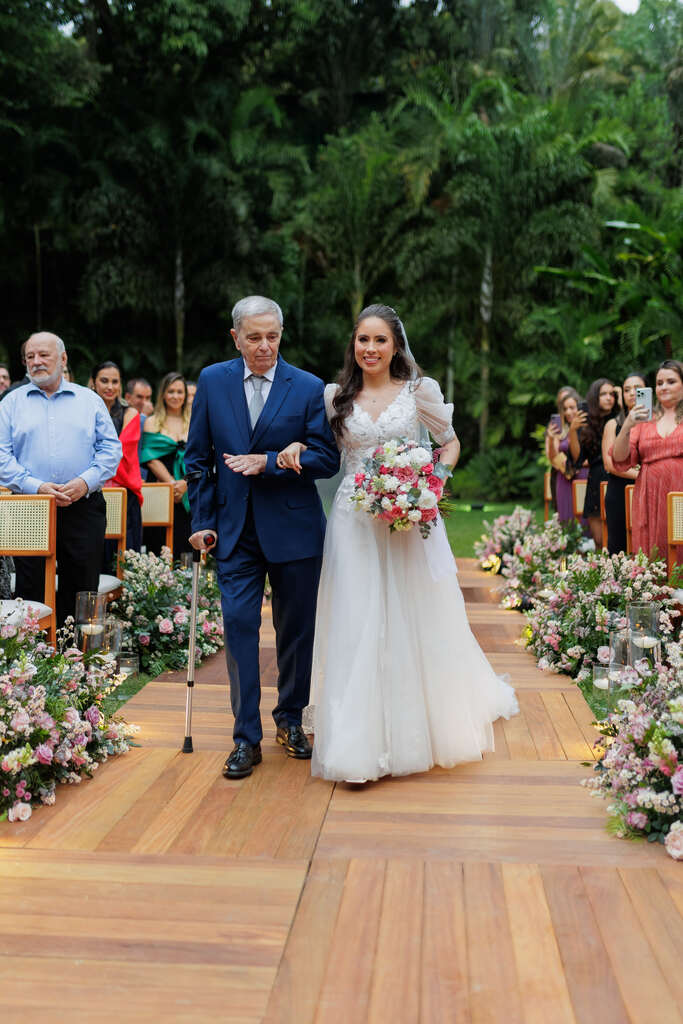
[189,531,217,552]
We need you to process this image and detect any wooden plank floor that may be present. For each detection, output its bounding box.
[1,557,680,1022]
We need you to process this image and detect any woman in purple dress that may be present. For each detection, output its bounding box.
[546,387,588,521]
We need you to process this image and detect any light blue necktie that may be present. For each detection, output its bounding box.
[248,375,266,430]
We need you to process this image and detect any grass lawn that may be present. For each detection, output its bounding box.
[103,671,153,716]
[443,501,543,558]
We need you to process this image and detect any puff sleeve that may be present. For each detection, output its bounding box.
[415,377,456,445]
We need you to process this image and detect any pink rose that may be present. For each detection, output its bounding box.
[173,610,187,626]
[139,634,150,646]
[597,646,610,665]
[8,801,32,822]
[71,752,87,768]
[665,822,683,860]
[34,743,53,765]
[9,710,30,733]
[671,767,683,795]
[354,472,365,485]
[422,463,434,474]
[420,508,437,523]
[63,708,80,726]
[158,618,173,635]
[84,706,102,727]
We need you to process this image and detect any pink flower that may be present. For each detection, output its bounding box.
[422,463,434,474]
[665,822,683,860]
[84,706,101,727]
[354,472,365,485]
[671,767,683,795]
[420,508,438,523]
[34,744,53,765]
[9,710,30,733]
[173,610,187,626]
[71,752,87,768]
[139,634,150,646]
[626,811,648,830]
[1,788,9,797]
[427,475,444,495]
[597,646,610,665]
[63,708,80,726]
[8,801,32,822]
[158,618,173,635]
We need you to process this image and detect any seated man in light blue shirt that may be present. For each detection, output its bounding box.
[0,332,122,625]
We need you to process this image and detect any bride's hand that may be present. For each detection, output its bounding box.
[277,441,307,474]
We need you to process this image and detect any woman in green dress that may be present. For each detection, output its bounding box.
[140,371,192,557]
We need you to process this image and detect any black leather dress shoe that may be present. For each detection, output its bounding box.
[276,724,312,759]
[222,742,262,779]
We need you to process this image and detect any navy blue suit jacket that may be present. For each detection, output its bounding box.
[185,356,340,562]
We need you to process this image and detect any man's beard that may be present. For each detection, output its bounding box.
[28,367,62,389]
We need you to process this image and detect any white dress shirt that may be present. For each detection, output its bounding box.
[243,362,276,406]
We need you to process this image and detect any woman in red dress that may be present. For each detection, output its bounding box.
[612,360,683,564]
[92,361,143,553]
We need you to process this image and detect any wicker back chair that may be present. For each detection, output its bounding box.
[667,492,683,576]
[141,482,174,551]
[572,478,587,521]
[543,471,552,521]
[0,494,56,642]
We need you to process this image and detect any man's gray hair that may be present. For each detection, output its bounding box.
[231,296,283,332]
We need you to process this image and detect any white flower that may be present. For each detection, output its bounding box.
[409,447,431,466]
[8,801,32,822]
[417,490,437,509]
[665,821,683,860]
[407,509,421,523]
[381,497,393,511]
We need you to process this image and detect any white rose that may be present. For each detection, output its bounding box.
[396,494,409,509]
[408,510,421,522]
[665,821,683,860]
[417,489,438,509]
[383,475,401,491]
[381,497,393,511]
[8,801,32,822]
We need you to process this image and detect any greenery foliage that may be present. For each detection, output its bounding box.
[0,0,680,481]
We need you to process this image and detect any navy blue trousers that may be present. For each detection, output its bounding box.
[217,502,322,746]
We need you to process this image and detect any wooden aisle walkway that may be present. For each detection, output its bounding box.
[1,559,681,1023]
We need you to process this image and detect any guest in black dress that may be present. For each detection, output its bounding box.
[602,373,645,553]
[569,378,618,548]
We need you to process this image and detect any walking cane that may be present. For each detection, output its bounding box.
[182,535,215,753]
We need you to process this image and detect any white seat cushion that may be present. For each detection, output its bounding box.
[0,598,52,624]
[98,574,121,595]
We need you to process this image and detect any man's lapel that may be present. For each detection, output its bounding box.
[249,358,293,451]
[225,359,251,453]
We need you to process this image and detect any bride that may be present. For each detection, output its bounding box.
[277,304,518,782]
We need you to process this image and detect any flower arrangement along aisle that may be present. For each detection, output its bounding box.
[474,506,537,572]
[113,547,224,676]
[525,551,678,681]
[0,613,137,823]
[349,438,450,537]
[583,643,683,860]
[499,514,584,609]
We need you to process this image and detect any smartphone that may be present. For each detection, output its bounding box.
[635,386,653,421]
[579,401,589,413]
[548,414,561,432]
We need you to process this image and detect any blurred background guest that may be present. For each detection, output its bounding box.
[0,341,29,400]
[186,380,197,410]
[546,386,588,523]
[602,372,645,554]
[612,360,683,564]
[92,360,143,554]
[124,377,153,416]
[140,371,191,557]
[569,378,619,547]
[0,364,10,394]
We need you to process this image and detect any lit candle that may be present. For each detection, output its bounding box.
[80,623,104,636]
[631,635,658,649]
[593,677,609,690]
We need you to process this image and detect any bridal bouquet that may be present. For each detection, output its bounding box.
[349,438,449,538]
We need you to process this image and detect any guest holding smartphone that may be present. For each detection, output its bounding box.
[612,360,683,563]
[569,378,619,547]
[546,387,588,522]
[602,373,645,553]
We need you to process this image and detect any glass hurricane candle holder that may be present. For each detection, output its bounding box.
[102,617,123,658]
[75,591,106,653]
[627,602,660,637]
[118,652,139,679]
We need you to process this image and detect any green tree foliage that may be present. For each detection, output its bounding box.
[0,0,679,476]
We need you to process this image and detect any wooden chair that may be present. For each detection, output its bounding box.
[572,478,587,521]
[543,471,552,521]
[100,486,128,599]
[141,482,174,551]
[625,484,634,554]
[599,479,608,550]
[667,492,683,576]
[0,494,56,643]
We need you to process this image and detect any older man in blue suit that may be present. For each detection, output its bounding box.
[185,296,340,779]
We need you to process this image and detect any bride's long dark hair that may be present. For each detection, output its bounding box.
[330,303,421,439]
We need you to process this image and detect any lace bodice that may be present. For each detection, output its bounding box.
[324,377,456,478]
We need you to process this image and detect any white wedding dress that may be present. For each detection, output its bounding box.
[309,377,518,782]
